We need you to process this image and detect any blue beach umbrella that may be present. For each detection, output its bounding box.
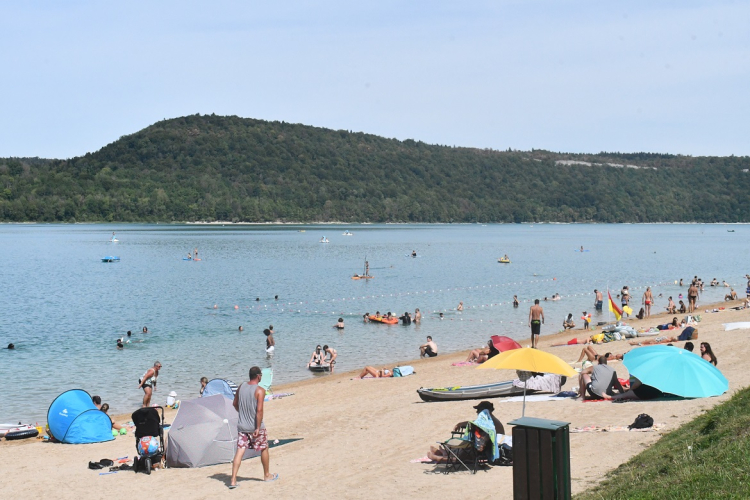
[623,345,728,398]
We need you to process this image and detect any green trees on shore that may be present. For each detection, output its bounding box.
[1,114,749,223]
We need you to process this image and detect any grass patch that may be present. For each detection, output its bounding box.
[576,387,750,500]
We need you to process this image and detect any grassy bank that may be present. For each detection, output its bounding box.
[577,387,750,499]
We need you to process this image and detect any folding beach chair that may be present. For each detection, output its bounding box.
[438,426,491,474]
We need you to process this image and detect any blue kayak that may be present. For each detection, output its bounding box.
[101,256,120,262]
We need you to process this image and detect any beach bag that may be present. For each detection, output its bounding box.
[591,333,605,343]
[677,327,698,341]
[628,413,654,430]
[393,366,414,377]
[492,444,513,466]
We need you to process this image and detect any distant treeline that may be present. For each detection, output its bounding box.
[1,114,749,223]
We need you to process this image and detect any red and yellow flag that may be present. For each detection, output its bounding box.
[608,291,622,321]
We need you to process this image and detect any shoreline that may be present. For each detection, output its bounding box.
[93,298,745,427]
[2,297,748,499]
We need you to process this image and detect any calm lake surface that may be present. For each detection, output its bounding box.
[0,223,746,423]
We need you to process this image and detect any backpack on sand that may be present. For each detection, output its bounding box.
[628,413,654,430]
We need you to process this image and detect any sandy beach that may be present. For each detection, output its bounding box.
[1,299,747,499]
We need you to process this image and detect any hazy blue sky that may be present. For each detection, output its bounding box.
[1,1,748,158]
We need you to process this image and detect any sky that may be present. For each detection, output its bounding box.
[1,1,748,159]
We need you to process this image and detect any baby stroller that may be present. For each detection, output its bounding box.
[132,406,165,474]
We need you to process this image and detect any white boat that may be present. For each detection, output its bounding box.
[342,231,353,236]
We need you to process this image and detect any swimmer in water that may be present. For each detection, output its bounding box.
[239,326,243,332]
[439,312,444,320]
[457,302,464,311]
[117,338,124,349]
[7,343,15,350]
[411,250,417,257]
[264,328,275,354]
[335,318,345,329]
[142,326,149,334]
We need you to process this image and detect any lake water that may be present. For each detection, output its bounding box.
[0,223,745,423]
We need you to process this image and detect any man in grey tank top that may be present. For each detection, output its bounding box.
[230,366,278,487]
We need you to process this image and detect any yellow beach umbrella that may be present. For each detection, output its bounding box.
[478,348,577,416]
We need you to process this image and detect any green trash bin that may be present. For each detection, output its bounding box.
[508,417,571,500]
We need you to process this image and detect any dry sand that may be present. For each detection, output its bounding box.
[1,300,748,499]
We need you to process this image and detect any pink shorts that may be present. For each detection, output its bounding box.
[237,428,268,451]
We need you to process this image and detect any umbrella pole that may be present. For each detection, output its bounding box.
[522,380,527,417]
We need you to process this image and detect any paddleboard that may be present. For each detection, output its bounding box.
[182,258,202,261]
[308,364,330,372]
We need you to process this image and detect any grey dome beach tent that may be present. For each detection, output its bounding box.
[166,395,256,468]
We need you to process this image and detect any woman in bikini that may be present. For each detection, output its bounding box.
[307,345,325,368]
[642,287,653,318]
[358,366,393,378]
[700,342,718,366]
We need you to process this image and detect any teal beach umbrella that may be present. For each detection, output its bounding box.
[623,345,728,398]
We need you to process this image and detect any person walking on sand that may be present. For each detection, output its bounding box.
[688,282,699,313]
[642,287,654,318]
[137,361,162,407]
[230,366,278,488]
[529,299,544,348]
[594,289,603,312]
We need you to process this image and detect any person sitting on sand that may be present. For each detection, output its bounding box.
[307,345,326,368]
[426,401,504,463]
[562,313,575,330]
[100,403,125,432]
[577,356,625,400]
[678,300,687,314]
[334,318,345,329]
[358,366,393,378]
[666,297,676,314]
[92,395,102,410]
[608,376,663,402]
[200,377,208,395]
[725,289,738,301]
[684,342,694,352]
[419,336,438,357]
[323,345,337,373]
[700,342,718,366]
[465,340,499,363]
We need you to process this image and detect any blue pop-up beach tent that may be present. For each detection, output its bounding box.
[47,389,114,444]
[201,379,238,400]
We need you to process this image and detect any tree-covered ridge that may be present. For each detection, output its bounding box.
[1,114,749,222]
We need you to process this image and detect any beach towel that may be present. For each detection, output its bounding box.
[494,394,572,404]
[570,423,666,433]
[393,366,414,377]
[724,322,750,331]
[513,373,563,393]
[463,410,499,462]
[451,361,477,367]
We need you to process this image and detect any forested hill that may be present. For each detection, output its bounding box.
[1,114,749,223]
